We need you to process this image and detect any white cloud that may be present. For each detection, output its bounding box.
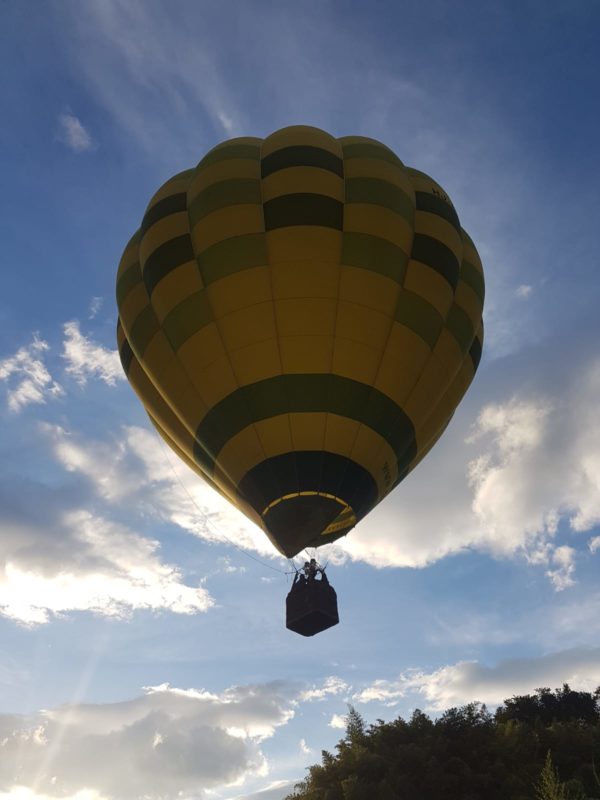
[299,738,312,755]
[42,422,139,502]
[328,714,346,730]
[467,397,560,555]
[0,682,295,799]
[57,112,94,152]
[353,679,408,707]
[0,791,105,800]
[0,505,212,626]
[354,648,600,712]
[546,545,576,591]
[516,284,533,298]
[341,358,600,590]
[45,422,283,561]
[229,782,296,800]
[62,321,123,386]
[0,335,63,412]
[300,676,349,702]
[88,297,103,319]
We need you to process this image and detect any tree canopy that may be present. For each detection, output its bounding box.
[286,685,600,800]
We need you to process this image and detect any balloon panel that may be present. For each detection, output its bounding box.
[117,126,484,557]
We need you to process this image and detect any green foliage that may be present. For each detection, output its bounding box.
[343,706,367,747]
[535,751,567,800]
[286,686,600,800]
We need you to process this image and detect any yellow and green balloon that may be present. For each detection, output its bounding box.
[116,126,484,558]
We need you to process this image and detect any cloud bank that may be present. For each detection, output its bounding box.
[354,648,600,712]
[0,487,212,626]
[344,357,600,587]
[0,682,295,799]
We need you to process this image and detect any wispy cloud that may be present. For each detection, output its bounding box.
[354,648,600,712]
[299,677,349,703]
[0,335,63,412]
[0,681,295,799]
[299,738,312,755]
[45,422,281,560]
[58,1,244,166]
[88,296,103,319]
[229,781,296,800]
[57,112,95,152]
[62,321,123,386]
[516,284,533,299]
[546,545,576,591]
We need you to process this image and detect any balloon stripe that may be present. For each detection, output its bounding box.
[263,194,343,231]
[454,283,483,333]
[341,233,409,282]
[446,304,475,354]
[141,192,187,235]
[261,145,344,178]
[128,305,160,358]
[197,142,262,170]
[394,291,444,349]
[469,333,483,371]
[341,141,403,166]
[187,178,262,225]
[118,334,134,376]
[345,177,414,220]
[261,166,344,204]
[411,234,460,290]
[161,290,213,351]
[415,191,461,233]
[192,374,416,475]
[197,233,268,284]
[460,258,485,303]
[116,261,141,307]
[214,410,396,497]
[142,235,195,295]
[239,451,377,519]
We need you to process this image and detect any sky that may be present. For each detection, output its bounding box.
[1,0,600,798]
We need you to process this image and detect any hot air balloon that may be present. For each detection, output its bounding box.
[116,126,484,633]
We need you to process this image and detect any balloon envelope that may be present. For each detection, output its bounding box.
[116,126,484,557]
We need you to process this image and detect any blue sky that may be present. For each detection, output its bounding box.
[1,1,600,798]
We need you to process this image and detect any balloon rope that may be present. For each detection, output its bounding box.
[152,428,290,576]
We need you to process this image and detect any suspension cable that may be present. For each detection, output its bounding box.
[152,429,290,576]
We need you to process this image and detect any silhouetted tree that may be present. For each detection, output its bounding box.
[286,686,600,800]
[534,751,567,800]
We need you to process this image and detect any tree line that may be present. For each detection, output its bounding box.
[286,685,600,800]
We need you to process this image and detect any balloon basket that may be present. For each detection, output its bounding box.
[286,577,339,636]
